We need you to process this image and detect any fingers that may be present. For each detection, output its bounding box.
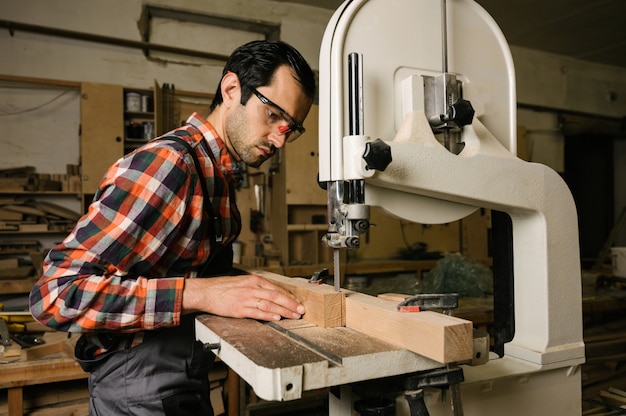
[182,274,306,322]
[252,290,305,321]
[245,275,305,317]
[252,298,281,321]
[254,277,299,300]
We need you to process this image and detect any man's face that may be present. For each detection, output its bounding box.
[224,65,312,168]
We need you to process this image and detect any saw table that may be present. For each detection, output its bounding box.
[195,314,444,403]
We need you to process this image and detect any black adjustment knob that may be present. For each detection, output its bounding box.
[448,98,475,127]
[346,236,360,248]
[363,138,392,171]
[352,219,369,233]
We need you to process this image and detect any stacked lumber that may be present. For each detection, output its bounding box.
[0,198,81,233]
[0,165,81,193]
[0,199,80,294]
[582,315,626,414]
[0,197,80,284]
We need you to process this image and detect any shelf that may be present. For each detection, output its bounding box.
[0,193,80,291]
[0,191,80,195]
[0,191,81,197]
[0,230,71,235]
[124,111,154,119]
[286,224,327,231]
[0,277,37,294]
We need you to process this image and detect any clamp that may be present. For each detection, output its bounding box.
[0,318,11,347]
[309,268,330,285]
[397,293,464,416]
[397,293,458,313]
[404,366,465,416]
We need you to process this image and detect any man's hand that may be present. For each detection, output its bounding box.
[182,274,305,321]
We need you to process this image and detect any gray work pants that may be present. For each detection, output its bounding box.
[83,316,215,416]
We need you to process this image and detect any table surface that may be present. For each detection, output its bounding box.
[195,314,444,402]
[0,332,86,389]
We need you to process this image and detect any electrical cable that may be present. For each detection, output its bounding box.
[0,89,73,116]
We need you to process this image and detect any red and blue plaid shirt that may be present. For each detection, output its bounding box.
[30,113,241,350]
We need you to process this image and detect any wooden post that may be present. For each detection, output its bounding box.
[8,387,24,416]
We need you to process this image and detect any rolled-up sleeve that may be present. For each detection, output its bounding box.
[29,145,202,333]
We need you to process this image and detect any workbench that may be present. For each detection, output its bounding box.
[0,332,87,416]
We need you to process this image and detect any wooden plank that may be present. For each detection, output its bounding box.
[0,258,19,268]
[242,268,472,362]
[244,268,345,328]
[377,293,411,302]
[18,224,48,232]
[600,389,626,407]
[0,266,33,280]
[3,205,46,217]
[345,291,473,364]
[0,358,87,389]
[31,201,81,220]
[0,209,22,221]
[20,340,73,361]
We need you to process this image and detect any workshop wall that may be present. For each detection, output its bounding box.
[0,0,330,90]
[0,86,80,173]
[1,0,625,250]
[512,47,626,246]
[0,0,330,171]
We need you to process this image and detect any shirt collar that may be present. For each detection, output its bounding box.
[185,112,238,179]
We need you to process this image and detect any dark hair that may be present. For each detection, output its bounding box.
[210,40,316,111]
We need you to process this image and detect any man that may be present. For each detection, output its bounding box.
[29,40,316,415]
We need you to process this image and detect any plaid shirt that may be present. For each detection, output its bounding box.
[29,113,241,352]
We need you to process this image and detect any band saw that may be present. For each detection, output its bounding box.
[196,0,586,414]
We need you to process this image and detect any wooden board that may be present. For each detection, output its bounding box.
[20,340,74,361]
[0,356,86,389]
[2,205,46,216]
[345,291,473,363]
[244,268,345,328]
[0,208,22,221]
[0,266,33,280]
[0,278,38,295]
[31,201,81,220]
[240,267,473,363]
[0,258,19,268]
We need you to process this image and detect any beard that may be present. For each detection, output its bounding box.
[225,104,273,168]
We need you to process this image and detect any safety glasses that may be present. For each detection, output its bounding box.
[251,89,305,142]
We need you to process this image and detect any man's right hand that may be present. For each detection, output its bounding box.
[181,274,305,321]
